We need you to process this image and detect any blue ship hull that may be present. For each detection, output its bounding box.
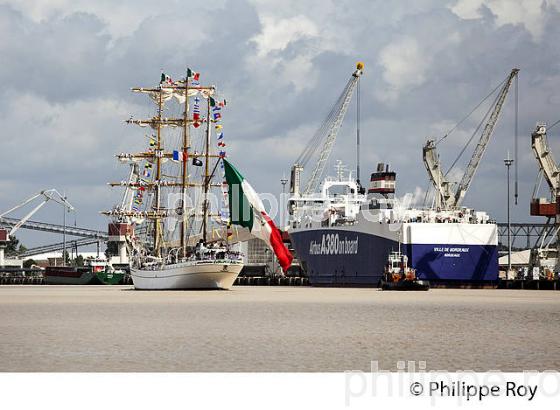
[289,228,498,287]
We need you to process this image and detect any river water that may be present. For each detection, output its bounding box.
[0,286,558,371]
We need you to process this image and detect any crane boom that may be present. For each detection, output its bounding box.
[423,139,454,209]
[531,124,560,195]
[529,123,560,273]
[293,63,363,196]
[0,189,74,236]
[423,68,519,209]
[454,68,519,206]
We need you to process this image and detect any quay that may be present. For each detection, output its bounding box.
[2,268,560,289]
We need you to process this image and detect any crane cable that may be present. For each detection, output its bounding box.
[435,76,508,146]
[296,76,354,166]
[514,74,519,204]
[434,72,513,180]
[297,80,351,165]
[548,118,560,131]
[445,90,501,177]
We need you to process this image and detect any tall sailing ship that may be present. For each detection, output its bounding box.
[103,69,243,290]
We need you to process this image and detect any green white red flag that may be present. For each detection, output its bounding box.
[223,159,293,272]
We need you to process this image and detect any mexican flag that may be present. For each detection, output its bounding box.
[223,159,293,272]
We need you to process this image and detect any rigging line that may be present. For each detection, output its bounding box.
[190,189,206,237]
[445,90,500,177]
[435,76,508,146]
[186,213,197,240]
[206,157,222,190]
[297,78,354,165]
[298,93,347,165]
[186,174,204,240]
[298,103,337,164]
[301,80,354,169]
[514,73,519,205]
[422,184,430,207]
[547,118,560,131]
[532,168,543,201]
[188,160,209,238]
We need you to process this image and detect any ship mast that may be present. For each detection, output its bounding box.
[202,95,211,243]
[153,88,163,256]
[180,76,190,256]
[104,75,223,256]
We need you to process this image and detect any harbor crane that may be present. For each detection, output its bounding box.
[423,68,519,209]
[529,123,560,274]
[0,189,74,266]
[290,62,364,197]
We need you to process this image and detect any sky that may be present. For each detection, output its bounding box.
[1,0,560,248]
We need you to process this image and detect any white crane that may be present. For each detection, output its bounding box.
[290,62,364,197]
[529,123,560,274]
[531,124,560,197]
[423,68,519,209]
[0,189,74,266]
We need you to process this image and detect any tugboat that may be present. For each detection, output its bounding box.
[380,247,430,291]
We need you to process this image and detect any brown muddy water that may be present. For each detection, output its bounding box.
[0,286,558,372]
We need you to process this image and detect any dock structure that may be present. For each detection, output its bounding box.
[0,217,108,240]
[0,218,109,269]
[0,189,108,269]
[496,222,550,249]
[19,238,103,258]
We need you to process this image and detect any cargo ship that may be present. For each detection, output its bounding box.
[288,162,498,286]
[286,64,517,287]
[44,258,119,285]
[44,265,102,285]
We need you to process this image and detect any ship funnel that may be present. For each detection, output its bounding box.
[368,163,396,201]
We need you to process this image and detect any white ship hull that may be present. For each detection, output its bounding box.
[131,260,244,290]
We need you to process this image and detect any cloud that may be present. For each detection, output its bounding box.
[450,0,557,40]
[377,37,431,103]
[252,15,318,57]
[2,0,560,249]
[1,0,229,40]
